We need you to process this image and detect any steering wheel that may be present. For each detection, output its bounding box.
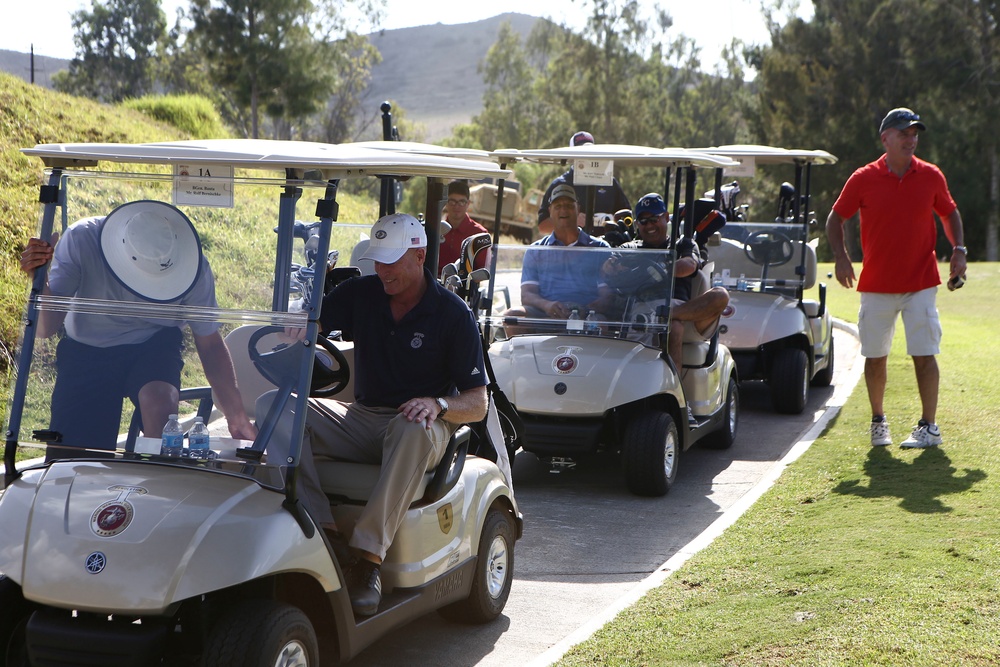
[743,231,794,268]
[248,326,350,398]
[604,255,671,295]
[311,334,351,397]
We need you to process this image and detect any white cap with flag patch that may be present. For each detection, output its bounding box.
[360,213,427,264]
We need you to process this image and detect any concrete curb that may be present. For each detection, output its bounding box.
[528,318,864,667]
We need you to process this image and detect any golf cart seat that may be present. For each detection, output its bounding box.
[316,425,471,505]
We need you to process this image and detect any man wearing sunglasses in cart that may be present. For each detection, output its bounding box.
[617,193,730,371]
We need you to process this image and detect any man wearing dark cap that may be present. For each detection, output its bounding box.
[826,107,967,449]
[503,183,613,332]
[438,180,489,275]
[536,131,631,234]
[625,193,729,370]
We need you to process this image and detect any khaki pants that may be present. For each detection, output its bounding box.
[259,393,454,560]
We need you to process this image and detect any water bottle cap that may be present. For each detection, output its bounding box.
[169,414,178,420]
[194,416,204,423]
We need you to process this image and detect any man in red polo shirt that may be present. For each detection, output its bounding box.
[827,107,967,449]
[437,179,489,275]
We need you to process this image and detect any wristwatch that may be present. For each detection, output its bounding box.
[435,397,449,417]
[953,246,967,254]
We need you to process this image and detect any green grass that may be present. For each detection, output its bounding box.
[557,261,1000,666]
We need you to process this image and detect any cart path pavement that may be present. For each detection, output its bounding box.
[348,323,863,666]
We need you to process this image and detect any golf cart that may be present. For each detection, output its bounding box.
[481,145,741,496]
[1,139,521,665]
[692,145,837,414]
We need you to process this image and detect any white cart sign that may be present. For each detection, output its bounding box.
[173,164,234,208]
[723,156,756,178]
[573,158,615,186]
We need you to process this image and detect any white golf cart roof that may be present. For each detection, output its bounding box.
[348,140,494,162]
[21,139,512,180]
[492,144,739,169]
[691,144,838,165]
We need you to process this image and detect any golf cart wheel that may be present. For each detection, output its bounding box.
[202,600,318,667]
[439,507,515,624]
[810,334,835,387]
[0,575,31,667]
[622,411,679,497]
[702,375,739,450]
[770,348,809,414]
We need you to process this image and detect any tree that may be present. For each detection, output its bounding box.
[751,0,998,261]
[53,0,167,103]
[186,0,384,139]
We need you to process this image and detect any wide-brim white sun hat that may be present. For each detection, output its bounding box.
[99,200,203,302]
[359,212,427,264]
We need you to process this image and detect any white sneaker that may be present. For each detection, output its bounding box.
[900,421,942,448]
[870,418,892,446]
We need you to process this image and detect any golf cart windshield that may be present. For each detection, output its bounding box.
[481,244,677,348]
[4,139,511,493]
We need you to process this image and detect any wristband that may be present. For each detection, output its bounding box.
[953,246,967,254]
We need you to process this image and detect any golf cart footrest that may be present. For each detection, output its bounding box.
[26,609,167,667]
[521,415,603,457]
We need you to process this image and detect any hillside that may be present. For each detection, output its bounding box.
[0,13,541,142]
[365,13,540,139]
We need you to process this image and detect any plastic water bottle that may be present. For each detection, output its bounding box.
[160,414,184,457]
[566,308,583,332]
[736,273,748,291]
[188,416,210,459]
[585,310,600,334]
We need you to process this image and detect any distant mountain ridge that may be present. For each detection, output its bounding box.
[0,12,541,141]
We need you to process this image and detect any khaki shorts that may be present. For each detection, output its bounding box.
[859,287,941,358]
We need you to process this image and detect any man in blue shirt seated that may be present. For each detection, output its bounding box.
[502,183,615,334]
[276,213,488,617]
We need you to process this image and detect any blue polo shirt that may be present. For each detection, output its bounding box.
[521,229,610,307]
[320,268,486,408]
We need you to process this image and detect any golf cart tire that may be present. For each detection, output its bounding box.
[0,575,30,667]
[622,411,679,497]
[702,375,739,450]
[439,507,515,624]
[770,348,809,414]
[202,600,318,667]
[810,335,835,388]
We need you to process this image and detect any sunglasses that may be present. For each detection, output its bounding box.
[637,215,663,226]
[447,198,468,206]
[896,111,920,122]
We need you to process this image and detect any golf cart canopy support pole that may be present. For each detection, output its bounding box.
[484,171,509,342]
[425,178,445,272]
[4,168,62,485]
[273,177,303,312]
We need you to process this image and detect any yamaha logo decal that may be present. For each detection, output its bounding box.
[85,552,107,574]
[90,485,147,538]
[552,346,581,375]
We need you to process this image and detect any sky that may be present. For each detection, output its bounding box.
[2,0,812,69]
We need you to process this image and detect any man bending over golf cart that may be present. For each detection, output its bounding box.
[19,201,256,451]
[608,193,729,370]
[270,213,488,617]
[502,183,615,335]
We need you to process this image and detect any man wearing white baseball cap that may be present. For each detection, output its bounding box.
[20,201,256,450]
[276,212,488,616]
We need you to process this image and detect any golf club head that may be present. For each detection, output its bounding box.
[441,261,459,281]
[445,274,462,292]
[468,268,491,284]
